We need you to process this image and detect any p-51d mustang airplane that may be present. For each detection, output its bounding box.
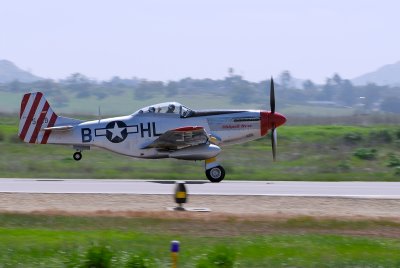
[18,79,286,182]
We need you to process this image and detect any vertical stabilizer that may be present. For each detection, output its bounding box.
[18,92,58,144]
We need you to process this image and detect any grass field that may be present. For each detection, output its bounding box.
[2,114,400,180]
[0,213,399,267]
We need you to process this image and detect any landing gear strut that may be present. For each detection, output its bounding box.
[73,151,82,161]
[205,157,225,183]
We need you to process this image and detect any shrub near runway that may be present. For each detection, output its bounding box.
[0,213,400,267]
[2,114,400,180]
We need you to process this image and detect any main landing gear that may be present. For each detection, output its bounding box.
[205,157,225,183]
[73,151,82,161]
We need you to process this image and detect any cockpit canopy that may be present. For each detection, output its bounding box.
[133,102,193,118]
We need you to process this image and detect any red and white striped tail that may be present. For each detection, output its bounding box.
[18,92,58,144]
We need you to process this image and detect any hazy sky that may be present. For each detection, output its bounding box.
[1,0,400,82]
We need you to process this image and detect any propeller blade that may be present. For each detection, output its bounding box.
[270,77,275,114]
[271,125,277,161]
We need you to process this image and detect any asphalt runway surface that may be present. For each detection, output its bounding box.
[0,178,400,219]
[1,179,400,198]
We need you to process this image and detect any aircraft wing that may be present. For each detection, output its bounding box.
[142,126,209,150]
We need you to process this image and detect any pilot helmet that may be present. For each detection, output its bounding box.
[168,104,175,111]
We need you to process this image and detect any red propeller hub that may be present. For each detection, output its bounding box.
[260,111,287,136]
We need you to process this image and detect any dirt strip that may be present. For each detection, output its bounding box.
[0,193,399,220]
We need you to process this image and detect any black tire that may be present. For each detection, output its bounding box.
[73,152,82,161]
[206,165,225,183]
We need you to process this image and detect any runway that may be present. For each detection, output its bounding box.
[1,179,400,198]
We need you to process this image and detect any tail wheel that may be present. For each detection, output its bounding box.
[73,152,82,161]
[206,165,225,183]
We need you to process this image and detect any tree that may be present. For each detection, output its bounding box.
[332,73,343,85]
[319,73,356,105]
[319,77,335,101]
[63,73,93,97]
[338,79,356,106]
[381,97,400,113]
[165,81,179,97]
[228,75,256,104]
[65,73,91,84]
[302,79,316,91]
[279,70,292,89]
[134,80,164,100]
[31,79,58,95]
[361,83,383,110]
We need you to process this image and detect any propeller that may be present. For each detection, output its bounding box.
[260,77,286,161]
[270,77,277,161]
[270,77,275,114]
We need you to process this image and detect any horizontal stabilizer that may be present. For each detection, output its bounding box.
[42,125,74,132]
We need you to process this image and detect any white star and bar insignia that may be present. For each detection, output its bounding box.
[95,121,138,143]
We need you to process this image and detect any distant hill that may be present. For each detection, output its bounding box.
[352,61,400,86]
[0,60,42,83]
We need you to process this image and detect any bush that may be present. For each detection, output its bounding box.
[369,130,392,144]
[196,245,236,268]
[125,254,154,268]
[387,153,400,167]
[394,140,400,148]
[354,148,377,160]
[0,131,4,142]
[63,250,82,268]
[337,161,351,172]
[81,245,113,268]
[343,132,362,144]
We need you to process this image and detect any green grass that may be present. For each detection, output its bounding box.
[0,213,399,267]
[281,104,355,117]
[3,114,400,180]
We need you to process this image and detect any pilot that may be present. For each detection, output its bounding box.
[148,107,155,113]
[166,104,175,113]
